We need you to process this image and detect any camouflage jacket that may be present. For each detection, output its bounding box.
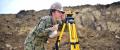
[24,16,54,50]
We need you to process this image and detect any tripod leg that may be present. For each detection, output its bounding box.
[68,23,80,50]
[72,24,80,50]
[68,23,74,50]
[68,23,72,42]
[58,23,66,43]
[55,23,66,50]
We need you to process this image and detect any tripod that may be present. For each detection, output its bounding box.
[54,14,80,50]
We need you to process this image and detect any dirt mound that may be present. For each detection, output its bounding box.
[0,1,120,50]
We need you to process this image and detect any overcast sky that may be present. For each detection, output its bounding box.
[0,0,119,14]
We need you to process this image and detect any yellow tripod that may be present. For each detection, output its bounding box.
[54,14,80,50]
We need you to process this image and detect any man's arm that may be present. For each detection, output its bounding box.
[32,18,51,37]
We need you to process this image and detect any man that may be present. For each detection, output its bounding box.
[24,2,65,50]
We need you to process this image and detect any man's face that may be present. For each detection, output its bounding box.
[53,10,64,20]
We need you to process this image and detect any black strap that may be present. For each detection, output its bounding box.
[54,36,60,50]
[51,16,54,25]
[70,42,79,48]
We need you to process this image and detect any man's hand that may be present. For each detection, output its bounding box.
[48,24,59,38]
[50,24,59,31]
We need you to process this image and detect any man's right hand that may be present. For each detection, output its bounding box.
[48,24,59,38]
[50,24,59,31]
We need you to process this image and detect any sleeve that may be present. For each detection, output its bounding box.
[32,18,52,37]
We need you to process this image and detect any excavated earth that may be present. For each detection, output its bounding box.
[0,1,120,50]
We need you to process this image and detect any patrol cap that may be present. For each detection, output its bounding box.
[50,2,64,13]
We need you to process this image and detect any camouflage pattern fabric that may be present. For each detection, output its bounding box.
[24,16,53,50]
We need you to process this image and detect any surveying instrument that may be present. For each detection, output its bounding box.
[54,13,81,50]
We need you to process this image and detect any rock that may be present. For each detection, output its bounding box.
[115,35,120,39]
[5,44,12,48]
[107,22,120,32]
[16,10,35,18]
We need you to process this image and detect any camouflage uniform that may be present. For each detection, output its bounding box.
[24,16,54,50]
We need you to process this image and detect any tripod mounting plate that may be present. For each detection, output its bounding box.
[65,14,74,24]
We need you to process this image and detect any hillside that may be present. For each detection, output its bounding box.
[0,1,120,50]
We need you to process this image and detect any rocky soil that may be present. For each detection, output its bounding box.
[0,1,120,50]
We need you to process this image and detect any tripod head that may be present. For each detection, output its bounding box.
[65,14,75,24]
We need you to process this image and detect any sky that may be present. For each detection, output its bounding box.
[0,0,119,14]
